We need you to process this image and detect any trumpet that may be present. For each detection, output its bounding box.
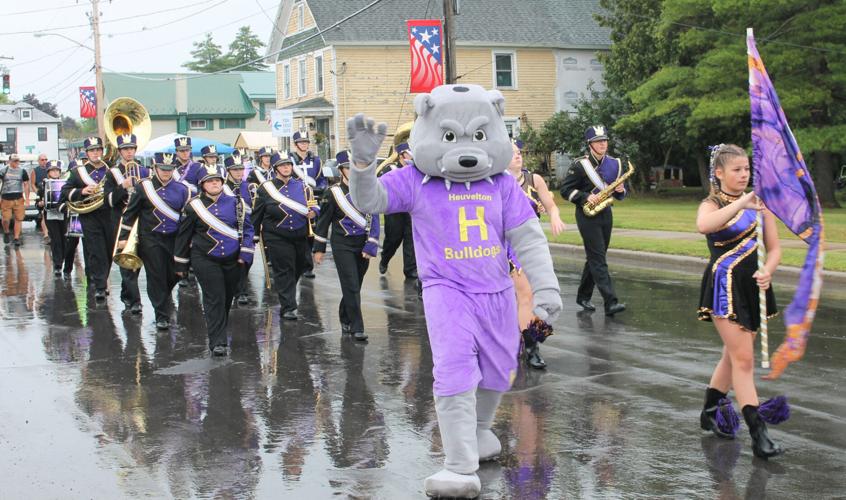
[304,184,318,238]
[583,160,635,217]
[113,219,143,271]
[124,160,143,196]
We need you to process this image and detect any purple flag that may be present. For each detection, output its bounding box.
[748,29,825,379]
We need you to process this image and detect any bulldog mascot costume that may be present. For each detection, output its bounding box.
[348,84,561,498]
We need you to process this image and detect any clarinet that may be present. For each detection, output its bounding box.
[235,184,244,243]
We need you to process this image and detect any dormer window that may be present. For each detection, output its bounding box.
[20,109,32,120]
[297,3,304,30]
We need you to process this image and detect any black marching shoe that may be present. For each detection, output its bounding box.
[94,289,107,301]
[63,272,72,280]
[3,233,9,244]
[525,343,547,370]
[405,270,418,280]
[742,405,784,459]
[379,261,388,275]
[605,302,626,316]
[212,345,228,357]
[53,269,62,277]
[13,239,21,247]
[130,302,142,315]
[178,278,189,288]
[302,270,315,279]
[282,309,298,321]
[155,319,170,331]
[237,294,249,305]
[700,387,737,439]
[341,323,352,334]
[577,298,596,311]
[352,331,368,341]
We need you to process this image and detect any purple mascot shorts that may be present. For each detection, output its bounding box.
[422,284,520,397]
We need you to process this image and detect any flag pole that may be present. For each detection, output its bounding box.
[749,27,770,369]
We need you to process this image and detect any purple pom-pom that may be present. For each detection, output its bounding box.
[521,318,554,344]
[715,398,740,437]
[758,396,790,425]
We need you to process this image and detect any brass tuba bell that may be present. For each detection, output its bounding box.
[113,219,143,270]
[104,97,151,159]
[377,121,414,174]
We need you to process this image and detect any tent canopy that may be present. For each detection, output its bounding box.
[138,133,235,158]
[234,131,276,151]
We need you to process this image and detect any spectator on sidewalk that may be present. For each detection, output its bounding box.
[32,153,50,243]
[0,154,31,247]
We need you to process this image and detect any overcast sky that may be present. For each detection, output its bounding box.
[1,0,277,118]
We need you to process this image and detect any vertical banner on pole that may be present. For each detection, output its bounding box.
[407,19,444,93]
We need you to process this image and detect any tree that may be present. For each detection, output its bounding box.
[22,93,59,117]
[183,33,231,73]
[0,93,9,105]
[226,26,266,70]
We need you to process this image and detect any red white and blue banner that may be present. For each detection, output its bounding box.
[748,29,825,379]
[79,86,97,118]
[407,19,443,93]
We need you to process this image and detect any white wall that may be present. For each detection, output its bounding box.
[554,49,607,113]
[0,123,60,160]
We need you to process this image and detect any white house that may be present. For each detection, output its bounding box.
[0,103,61,160]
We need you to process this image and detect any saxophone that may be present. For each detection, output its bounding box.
[583,160,635,217]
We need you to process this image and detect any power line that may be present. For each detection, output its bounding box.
[255,0,285,39]
[101,0,230,37]
[4,2,85,17]
[7,44,79,69]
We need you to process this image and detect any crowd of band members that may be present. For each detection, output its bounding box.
[7,125,630,364]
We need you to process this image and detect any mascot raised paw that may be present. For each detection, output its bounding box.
[348,84,561,498]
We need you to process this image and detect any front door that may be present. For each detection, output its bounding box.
[316,118,330,160]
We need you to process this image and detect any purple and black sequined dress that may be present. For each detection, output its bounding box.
[698,207,777,331]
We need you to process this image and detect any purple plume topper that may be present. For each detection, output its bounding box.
[715,398,741,437]
[758,396,791,425]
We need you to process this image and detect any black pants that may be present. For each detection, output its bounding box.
[112,210,140,306]
[332,238,370,332]
[80,210,114,291]
[381,213,416,276]
[265,231,309,313]
[193,251,241,350]
[45,218,76,273]
[235,260,251,298]
[303,237,315,273]
[575,207,618,308]
[140,232,177,322]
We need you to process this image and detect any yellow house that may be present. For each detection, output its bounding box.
[267,0,610,166]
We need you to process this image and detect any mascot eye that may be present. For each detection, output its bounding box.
[473,130,487,142]
[442,130,457,143]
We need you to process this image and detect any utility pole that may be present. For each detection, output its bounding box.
[442,0,457,84]
[90,0,105,140]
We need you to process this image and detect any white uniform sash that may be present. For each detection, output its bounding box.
[263,180,309,216]
[142,180,180,221]
[579,158,607,192]
[253,168,268,184]
[78,166,99,187]
[223,184,251,212]
[330,185,367,229]
[110,167,126,185]
[190,198,239,240]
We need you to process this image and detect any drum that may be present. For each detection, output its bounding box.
[44,178,66,210]
[66,213,83,238]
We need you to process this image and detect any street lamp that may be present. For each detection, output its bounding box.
[33,32,94,52]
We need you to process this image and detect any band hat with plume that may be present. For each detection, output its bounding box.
[153,152,177,169]
[116,134,137,149]
[84,136,104,151]
[201,145,219,157]
[174,136,192,151]
[199,164,224,184]
[224,155,244,170]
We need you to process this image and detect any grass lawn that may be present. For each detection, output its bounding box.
[548,193,846,272]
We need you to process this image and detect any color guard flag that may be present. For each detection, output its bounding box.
[79,86,97,118]
[407,19,444,93]
[748,29,825,379]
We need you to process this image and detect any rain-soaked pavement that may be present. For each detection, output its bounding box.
[1,229,845,499]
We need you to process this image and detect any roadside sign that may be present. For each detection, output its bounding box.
[270,110,294,138]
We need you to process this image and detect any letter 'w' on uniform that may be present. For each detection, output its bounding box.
[458,206,488,242]
[407,19,444,93]
[748,28,825,379]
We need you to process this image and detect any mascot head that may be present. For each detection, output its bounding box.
[410,84,513,184]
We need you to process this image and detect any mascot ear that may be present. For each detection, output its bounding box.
[487,90,506,116]
[414,93,435,117]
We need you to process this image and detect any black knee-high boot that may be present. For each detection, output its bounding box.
[523,337,546,369]
[742,405,784,459]
[700,387,737,439]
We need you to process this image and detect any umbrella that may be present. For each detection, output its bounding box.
[138,133,235,158]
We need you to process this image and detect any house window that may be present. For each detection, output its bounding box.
[220,118,245,129]
[283,63,291,99]
[314,54,324,93]
[20,109,32,120]
[189,119,208,130]
[38,127,47,141]
[298,58,307,96]
[504,119,520,139]
[297,3,304,30]
[493,51,516,89]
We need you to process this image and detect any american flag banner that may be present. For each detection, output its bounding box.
[79,86,97,118]
[407,19,443,93]
[748,29,824,379]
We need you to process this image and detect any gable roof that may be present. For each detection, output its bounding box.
[271,0,610,62]
[102,72,275,118]
[0,103,61,124]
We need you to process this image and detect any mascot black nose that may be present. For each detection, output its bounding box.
[458,156,478,168]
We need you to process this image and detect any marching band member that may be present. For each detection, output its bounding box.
[172,135,202,194]
[376,142,418,279]
[312,151,380,341]
[223,154,253,305]
[104,133,150,314]
[289,132,323,279]
[38,161,75,277]
[696,144,785,459]
[559,125,627,316]
[174,165,254,355]
[61,136,113,302]
[247,146,274,186]
[252,153,318,320]
[117,153,190,330]
[200,144,225,178]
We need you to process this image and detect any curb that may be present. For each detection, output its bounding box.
[550,243,846,289]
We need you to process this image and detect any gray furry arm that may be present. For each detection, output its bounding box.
[506,218,562,322]
[349,160,389,214]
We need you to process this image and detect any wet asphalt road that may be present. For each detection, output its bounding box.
[1,229,845,499]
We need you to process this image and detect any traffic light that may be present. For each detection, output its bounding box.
[1,73,9,95]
